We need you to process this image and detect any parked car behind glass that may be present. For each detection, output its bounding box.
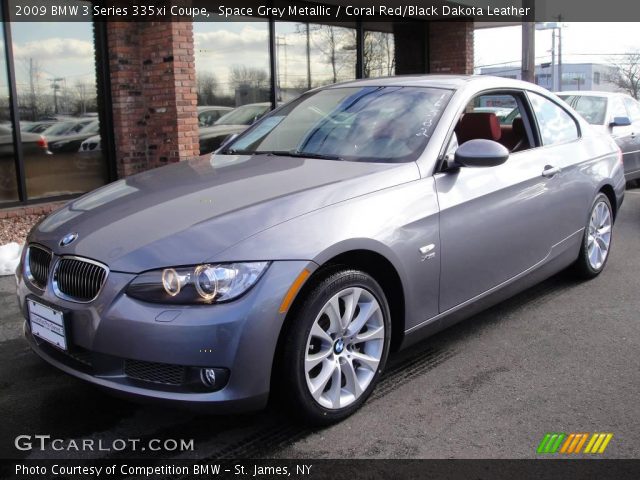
[47,121,101,154]
[199,102,272,154]
[198,106,233,127]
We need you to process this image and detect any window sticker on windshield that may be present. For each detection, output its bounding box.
[417,93,448,137]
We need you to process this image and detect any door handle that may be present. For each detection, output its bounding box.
[631,132,637,138]
[542,165,561,178]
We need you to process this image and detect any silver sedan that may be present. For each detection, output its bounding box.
[16,76,624,424]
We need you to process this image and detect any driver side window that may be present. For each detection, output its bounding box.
[446,92,533,158]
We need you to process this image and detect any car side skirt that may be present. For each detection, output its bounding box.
[400,228,583,349]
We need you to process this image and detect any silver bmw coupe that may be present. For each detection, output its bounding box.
[17,76,625,424]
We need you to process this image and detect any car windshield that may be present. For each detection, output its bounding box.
[42,122,76,136]
[560,95,607,125]
[215,105,269,126]
[79,121,99,134]
[224,86,452,163]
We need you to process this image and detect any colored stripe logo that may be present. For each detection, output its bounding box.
[537,433,613,454]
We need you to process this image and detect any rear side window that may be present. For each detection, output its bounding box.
[529,93,579,146]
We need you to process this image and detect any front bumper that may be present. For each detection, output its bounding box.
[17,259,314,413]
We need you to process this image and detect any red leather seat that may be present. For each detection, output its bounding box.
[510,117,529,152]
[455,112,501,145]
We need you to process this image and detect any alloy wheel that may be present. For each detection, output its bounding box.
[304,287,385,410]
[587,200,612,270]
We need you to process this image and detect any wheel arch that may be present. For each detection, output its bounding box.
[598,183,618,220]
[269,245,408,403]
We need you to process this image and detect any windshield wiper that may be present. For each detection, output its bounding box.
[220,148,342,160]
[259,150,343,160]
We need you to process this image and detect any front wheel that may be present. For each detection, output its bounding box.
[280,269,391,425]
[572,193,613,279]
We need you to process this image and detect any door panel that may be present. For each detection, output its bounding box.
[435,149,566,312]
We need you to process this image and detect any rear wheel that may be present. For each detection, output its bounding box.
[572,193,613,279]
[281,269,391,425]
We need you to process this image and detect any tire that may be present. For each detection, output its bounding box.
[280,269,391,425]
[572,192,613,279]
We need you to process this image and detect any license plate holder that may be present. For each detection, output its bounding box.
[28,298,68,351]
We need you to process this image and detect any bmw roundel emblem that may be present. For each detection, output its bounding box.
[59,232,78,247]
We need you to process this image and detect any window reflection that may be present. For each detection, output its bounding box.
[363,30,395,78]
[275,22,311,101]
[0,21,19,204]
[193,18,271,154]
[529,93,578,146]
[276,23,356,102]
[309,24,356,87]
[11,11,106,200]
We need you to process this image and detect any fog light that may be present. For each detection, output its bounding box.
[191,367,229,392]
[201,368,216,387]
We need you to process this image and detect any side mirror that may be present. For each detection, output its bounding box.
[610,116,631,127]
[454,139,509,168]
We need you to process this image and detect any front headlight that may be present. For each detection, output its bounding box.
[126,262,270,304]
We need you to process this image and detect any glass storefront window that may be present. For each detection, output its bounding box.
[363,30,395,78]
[0,21,18,204]
[275,22,356,102]
[193,18,270,154]
[11,8,106,200]
[194,18,270,107]
[309,24,356,88]
[275,22,311,102]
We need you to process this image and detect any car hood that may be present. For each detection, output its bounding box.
[31,154,419,272]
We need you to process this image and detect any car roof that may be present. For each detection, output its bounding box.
[324,74,546,92]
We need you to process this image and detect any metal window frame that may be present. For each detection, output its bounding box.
[1,0,26,203]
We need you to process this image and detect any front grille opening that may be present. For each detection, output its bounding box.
[124,359,187,386]
[54,257,107,302]
[28,245,52,289]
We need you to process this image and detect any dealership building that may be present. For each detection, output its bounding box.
[0,0,483,216]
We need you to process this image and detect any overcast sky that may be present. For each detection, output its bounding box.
[474,23,640,73]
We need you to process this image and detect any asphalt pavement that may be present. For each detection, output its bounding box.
[1,187,639,460]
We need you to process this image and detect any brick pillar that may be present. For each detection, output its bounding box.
[107,21,199,178]
[429,21,474,75]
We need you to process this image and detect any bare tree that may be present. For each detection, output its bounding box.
[196,71,219,106]
[312,25,350,84]
[363,31,395,78]
[73,81,95,115]
[19,58,51,120]
[229,65,269,89]
[607,51,640,99]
